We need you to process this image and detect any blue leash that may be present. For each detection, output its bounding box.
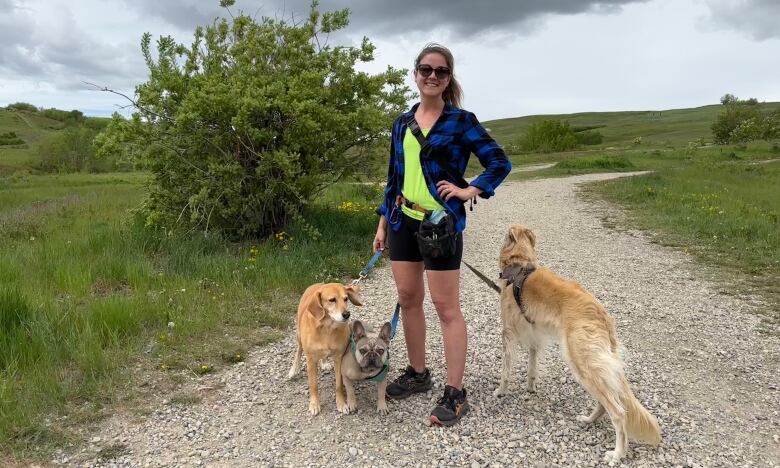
[352,249,402,340]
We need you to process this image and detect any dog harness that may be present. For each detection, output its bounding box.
[499,264,537,324]
[349,337,389,382]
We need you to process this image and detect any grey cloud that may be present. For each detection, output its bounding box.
[0,2,40,75]
[0,3,145,93]
[705,0,780,40]
[118,0,649,38]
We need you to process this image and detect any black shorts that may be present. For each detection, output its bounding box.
[388,213,463,271]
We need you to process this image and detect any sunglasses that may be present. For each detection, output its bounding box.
[416,64,451,79]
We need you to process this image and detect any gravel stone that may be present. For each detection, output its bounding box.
[65,173,779,467]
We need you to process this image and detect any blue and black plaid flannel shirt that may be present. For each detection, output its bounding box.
[378,102,512,233]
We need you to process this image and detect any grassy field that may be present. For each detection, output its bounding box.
[0,110,65,174]
[588,149,780,332]
[2,101,779,462]
[0,170,384,458]
[485,102,780,149]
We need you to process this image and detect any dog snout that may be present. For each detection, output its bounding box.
[342,311,350,320]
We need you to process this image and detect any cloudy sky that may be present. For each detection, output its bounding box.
[1,0,778,121]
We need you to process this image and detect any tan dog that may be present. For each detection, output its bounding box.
[288,282,362,415]
[494,224,661,464]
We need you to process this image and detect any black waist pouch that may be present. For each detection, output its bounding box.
[414,212,458,259]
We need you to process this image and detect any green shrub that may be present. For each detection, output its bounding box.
[711,94,767,144]
[520,119,578,153]
[5,102,38,112]
[574,130,603,146]
[39,108,86,125]
[0,131,25,145]
[95,2,411,239]
[37,127,120,173]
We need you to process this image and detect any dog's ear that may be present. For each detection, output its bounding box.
[507,225,521,245]
[351,320,366,340]
[524,228,536,248]
[307,288,326,320]
[345,284,363,306]
[378,321,392,342]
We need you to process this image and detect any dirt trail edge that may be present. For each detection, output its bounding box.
[70,172,779,468]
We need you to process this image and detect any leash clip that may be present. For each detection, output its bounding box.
[350,272,367,286]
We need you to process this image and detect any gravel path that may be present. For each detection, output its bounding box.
[69,172,779,467]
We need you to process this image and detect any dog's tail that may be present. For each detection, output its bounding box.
[621,375,661,445]
[287,333,303,379]
[576,343,661,445]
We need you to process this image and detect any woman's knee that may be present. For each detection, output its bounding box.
[397,286,424,309]
[432,297,463,325]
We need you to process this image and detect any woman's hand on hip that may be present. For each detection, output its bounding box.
[436,181,482,202]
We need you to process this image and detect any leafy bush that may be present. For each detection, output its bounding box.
[0,132,25,145]
[39,108,86,125]
[519,119,578,153]
[574,130,603,146]
[5,102,38,112]
[711,94,778,144]
[96,1,410,239]
[37,127,122,173]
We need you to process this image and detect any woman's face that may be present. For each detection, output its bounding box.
[414,52,450,101]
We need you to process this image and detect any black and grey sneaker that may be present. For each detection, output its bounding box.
[430,385,469,427]
[385,365,433,399]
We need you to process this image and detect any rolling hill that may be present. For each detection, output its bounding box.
[484,102,780,149]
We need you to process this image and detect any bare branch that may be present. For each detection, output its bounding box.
[84,81,173,123]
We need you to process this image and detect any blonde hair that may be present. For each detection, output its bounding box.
[414,42,463,108]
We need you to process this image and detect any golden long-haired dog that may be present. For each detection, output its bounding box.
[287,283,362,415]
[494,224,660,464]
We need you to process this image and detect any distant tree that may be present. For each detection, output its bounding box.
[5,102,38,112]
[720,93,738,105]
[39,108,86,125]
[712,94,765,144]
[96,0,410,238]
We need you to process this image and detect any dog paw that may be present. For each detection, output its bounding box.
[338,400,356,414]
[526,382,537,393]
[308,401,321,416]
[493,387,507,397]
[286,368,298,380]
[377,402,389,415]
[603,450,622,466]
[576,415,591,424]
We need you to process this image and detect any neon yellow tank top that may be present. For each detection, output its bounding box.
[401,128,444,221]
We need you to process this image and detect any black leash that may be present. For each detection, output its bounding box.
[462,260,535,324]
[461,260,501,293]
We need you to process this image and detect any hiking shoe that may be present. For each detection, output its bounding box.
[385,365,433,399]
[430,385,469,427]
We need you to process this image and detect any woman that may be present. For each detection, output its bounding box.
[373,43,512,426]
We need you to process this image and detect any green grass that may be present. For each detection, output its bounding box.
[0,109,110,176]
[0,172,384,459]
[589,155,779,330]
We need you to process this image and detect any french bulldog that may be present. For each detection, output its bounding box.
[340,320,392,414]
